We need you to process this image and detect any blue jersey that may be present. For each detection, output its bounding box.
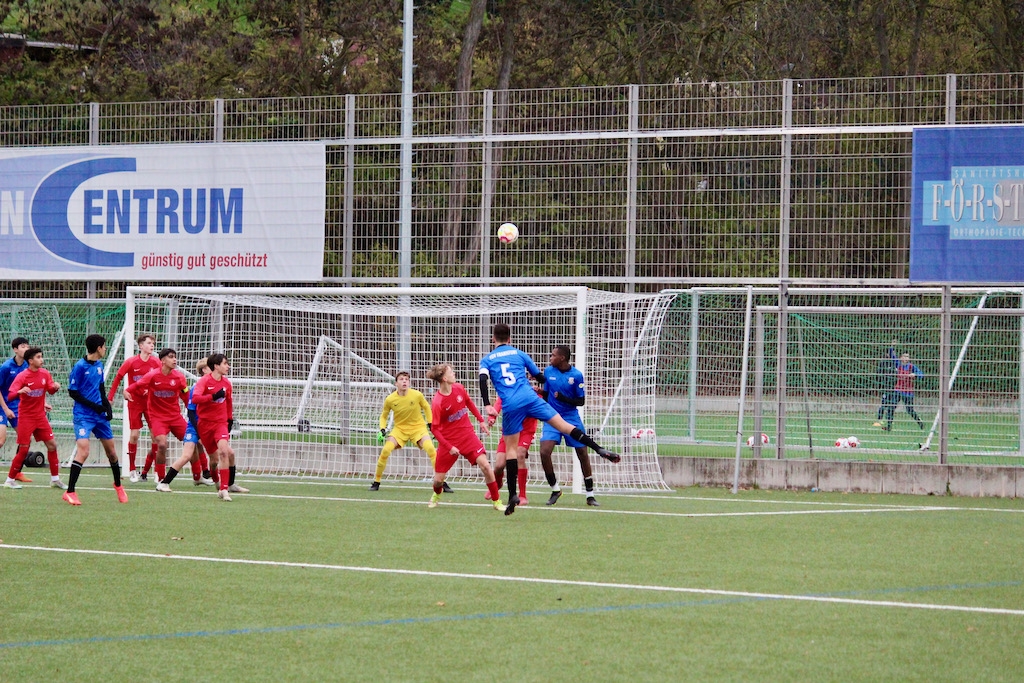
[0,357,28,411]
[479,344,542,408]
[68,356,107,419]
[543,365,585,417]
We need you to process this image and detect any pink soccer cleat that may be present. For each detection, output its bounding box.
[114,485,129,503]
[63,491,81,506]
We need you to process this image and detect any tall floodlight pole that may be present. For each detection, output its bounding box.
[398,0,415,371]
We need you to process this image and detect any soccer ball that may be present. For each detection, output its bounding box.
[835,437,850,448]
[847,435,860,448]
[497,222,519,244]
[746,432,769,447]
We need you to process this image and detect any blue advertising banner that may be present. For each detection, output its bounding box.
[912,126,1024,283]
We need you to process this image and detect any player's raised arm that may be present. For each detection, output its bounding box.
[107,359,131,401]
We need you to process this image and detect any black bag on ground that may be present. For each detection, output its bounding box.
[23,451,46,467]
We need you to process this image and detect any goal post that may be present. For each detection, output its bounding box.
[124,286,676,491]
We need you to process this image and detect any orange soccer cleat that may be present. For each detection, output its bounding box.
[114,485,128,503]
[14,472,32,482]
[62,491,81,506]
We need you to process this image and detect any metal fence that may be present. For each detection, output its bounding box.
[3,73,1024,295]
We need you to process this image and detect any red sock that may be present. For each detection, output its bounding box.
[210,468,219,484]
[155,463,166,481]
[127,442,138,470]
[199,451,210,472]
[486,480,500,501]
[433,482,443,494]
[518,466,528,499]
[8,444,28,478]
[219,468,230,490]
[47,449,59,477]
[192,462,201,481]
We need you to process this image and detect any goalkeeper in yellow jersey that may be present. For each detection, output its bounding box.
[369,371,448,492]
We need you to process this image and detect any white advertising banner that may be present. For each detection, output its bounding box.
[0,142,325,281]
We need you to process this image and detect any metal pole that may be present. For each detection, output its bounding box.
[776,281,788,459]
[753,310,765,458]
[688,290,699,440]
[732,286,753,493]
[344,94,355,280]
[938,286,952,463]
[398,0,415,371]
[625,85,638,294]
[481,89,493,282]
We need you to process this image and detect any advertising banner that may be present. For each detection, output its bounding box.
[0,142,325,281]
[912,126,1024,283]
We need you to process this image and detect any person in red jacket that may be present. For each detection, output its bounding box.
[426,363,502,510]
[107,333,160,481]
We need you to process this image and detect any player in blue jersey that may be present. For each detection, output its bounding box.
[0,337,32,481]
[538,345,601,507]
[65,334,128,505]
[479,323,619,516]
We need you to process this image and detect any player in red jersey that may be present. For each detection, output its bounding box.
[191,353,241,501]
[425,363,502,509]
[127,348,201,489]
[4,348,62,490]
[488,389,541,506]
[107,333,160,482]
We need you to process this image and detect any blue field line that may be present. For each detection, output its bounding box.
[1,579,1019,651]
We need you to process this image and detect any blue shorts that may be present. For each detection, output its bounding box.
[0,410,17,428]
[541,411,586,447]
[73,414,114,441]
[501,392,557,435]
[184,423,200,444]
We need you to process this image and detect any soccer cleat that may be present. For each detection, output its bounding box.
[368,481,380,491]
[587,496,600,507]
[492,499,504,510]
[218,489,232,502]
[227,484,249,493]
[545,490,562,506]
[114,485,128,503]
[139,472,148,482]
[4,479,23,489]
[195,477,215,486]
[63,491,82,505]
[51,479,68,490]
[14,472,32,482]
[441,481,454,494]
[597,448,621,464]
[504,495,519,516]
[129,469,141,483]
[156,482,171,492]
[427,492,441,508]
[872,422,882,427]
[519,496,528,506]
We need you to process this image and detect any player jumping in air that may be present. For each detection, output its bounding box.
[369,371,442,491]
[107,333,160,482]
[881,343,925,431]
[4,347,62,490]
[539,344,601,507]
[65,335,128,505]
[0,337,32,483]
[479,323,619,516]
[425,363,503,510]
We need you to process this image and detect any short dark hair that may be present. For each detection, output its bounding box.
[554,344,572,362]
[24,347,42,362]
[493,323,510,343]
[395,370,411,381]
[158,348,176,360]
[11,337,28,349]
[207,353,227,369]
[85,334,106,354]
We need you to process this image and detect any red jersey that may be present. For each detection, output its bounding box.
[431,383,485,455]
[8,367,59,422]
[108,354,160,406]
[192,373,233,425]
[128,368,188,423]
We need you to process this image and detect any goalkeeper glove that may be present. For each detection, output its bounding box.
[212,388,226,400]
[377,429,387,445]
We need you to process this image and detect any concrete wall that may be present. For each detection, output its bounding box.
[659,456,1020,497]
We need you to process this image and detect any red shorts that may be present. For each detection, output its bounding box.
[435,441,487,474]
[126,401,151,430]
[17,418,54,445]
[198,422,230,453]
[150,416,188,441]
[497,422,537,454]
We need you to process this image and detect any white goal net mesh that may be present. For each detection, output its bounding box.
[126,287,676,491]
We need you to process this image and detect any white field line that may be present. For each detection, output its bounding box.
[1,543,1022,617]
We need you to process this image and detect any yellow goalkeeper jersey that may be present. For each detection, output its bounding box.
[380,389,432,432]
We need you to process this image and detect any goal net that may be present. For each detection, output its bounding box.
[125,286,676,491]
